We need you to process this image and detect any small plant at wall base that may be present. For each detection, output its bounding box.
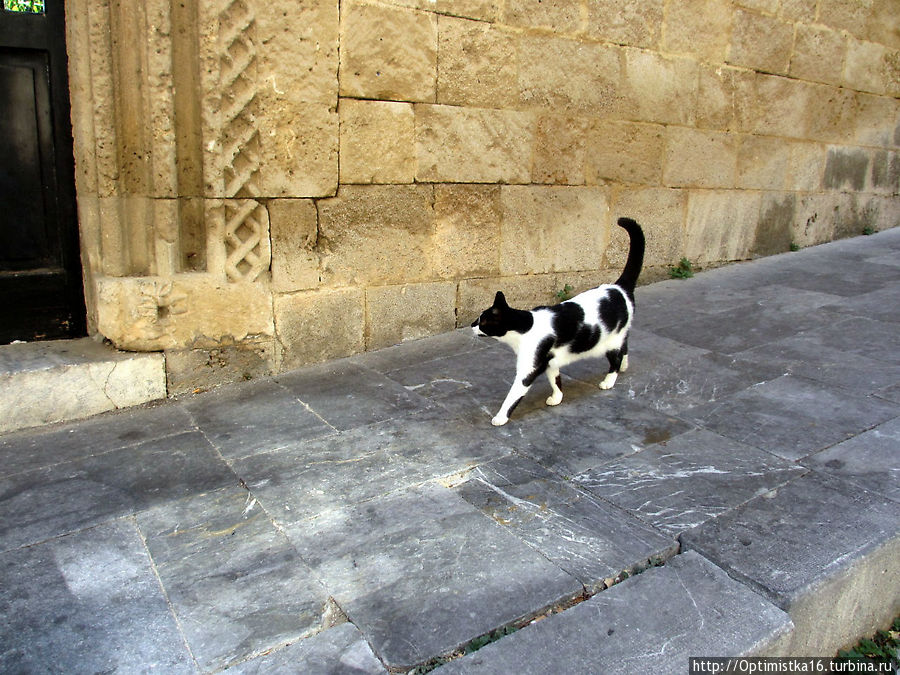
[837,614,899,670]
[862,226,875,235]
[555,284,574,302]
[3,0,45,12]
[669,258,694,279]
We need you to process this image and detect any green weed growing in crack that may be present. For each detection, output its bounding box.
[669,258,694,279]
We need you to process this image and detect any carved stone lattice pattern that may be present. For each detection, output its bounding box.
[224,200,270,283]
[218,0,268,282]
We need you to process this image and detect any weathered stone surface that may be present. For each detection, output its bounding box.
[801,417,900,502]
[317,185,435,286]
[786,141,825,191]
[607,188,685,269]
[518,34,623,115]
[686,374,899,460]
[533,115,588,185]
[366,282,458,351]
[803,83,858,144]
[662,0,733,63]
[0,338,166,433]
[274,288,365,370]
[0,431,236,552]
[339,0,437,102]
[183,378,335,459]
[663,128,738,188]
[415,104,533,183]
[228,623,388,675]
[435,552,793,673]
[431,185,502,279]
[682,472,900,655]
[499,186,610,275]
[502,0,582,32]
[96,275,274,351]
[728,9,793,74]
[844,37,891,95]
[683,190,761,263]
[136,488,333,671]
[339,99,416,184]
[622,49,698,126]
[268,199,320,292]
[585,120,665,186]
[585,0,663,49]
[0,520,194,674]
[695,65,756,131]
[754,193,796,256]
[437,17,518,108]
[276,360,433,431]
[165,339,275,396]
[575,429,804,535]
[824,146,871,191]
[737,135,790,190]
[790,24,846,85]
[283,483,582,671]
[749,74,814,139]
[455,456,677,591]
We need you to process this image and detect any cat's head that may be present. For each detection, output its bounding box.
[471,291,513,338]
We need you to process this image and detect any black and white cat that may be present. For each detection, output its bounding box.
[471,217,645,426]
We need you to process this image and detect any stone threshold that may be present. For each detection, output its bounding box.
[0,337,166,434]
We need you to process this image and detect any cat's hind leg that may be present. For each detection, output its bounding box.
[620,338,629,373]
[600,349,624,390]
[545,367,563,406]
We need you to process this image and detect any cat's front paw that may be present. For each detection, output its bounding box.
[491,414,508,426]
[545,392,563,406]
[599,372,618,390]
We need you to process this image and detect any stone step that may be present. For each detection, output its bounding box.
[0,338,166,434]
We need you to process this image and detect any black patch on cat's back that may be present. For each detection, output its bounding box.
[552,302,601,354]
[599,287,629,333]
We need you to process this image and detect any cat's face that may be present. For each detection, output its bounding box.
[471,291,511,338]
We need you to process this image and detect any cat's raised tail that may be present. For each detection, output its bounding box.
[613,217,646,298]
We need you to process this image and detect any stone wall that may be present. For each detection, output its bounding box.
[66,0,900,392]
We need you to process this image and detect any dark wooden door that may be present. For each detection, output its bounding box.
[0,1,85,342]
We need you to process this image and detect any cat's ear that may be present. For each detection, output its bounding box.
[493,291,508,308]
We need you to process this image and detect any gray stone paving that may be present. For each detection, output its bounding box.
[1,228,899,673]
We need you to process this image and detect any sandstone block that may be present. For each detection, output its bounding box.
[165,339,275,395]
[843,38,890,95]
[502,0,582,33]
[585,0,662,49]
[274,288,365,370]
[622,49,698,126]
[803,84,858,144]
[533,115,589,185]
[793,194,841,248]
[791,24,846,86]
[366,282,458,351]
[415,105,533,183]
[663,128,738,189]
[869,150,900,195]
[458,275,559,327]
[609,188,686,269]
[376,0,500,22]
[755,193,796,256]
[339,99,416,184]
[437,17,518,108]
[728,9,794,75]
[780,0,818,23]
[317,185,435,286]
[499,186,610,276]
[748,74,812,139]
[96,275,274,352]
[824,146,870,192]
[818,0,871,40]
[431,185,502,279]
[853,93,900,147]
[268,199,320,292]
[662,0,732,63]
[339,1,437,102]
[586,120,666,186]
[696,66,756,131]
[737,135,790,190]
[684,190,762,264]
[786,142,826,192]
[518,34,623,115]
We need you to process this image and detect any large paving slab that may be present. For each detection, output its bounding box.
[573,429,805,536]
[0,430,238,552]
[183,378,335,460]
[226,622,387,674]
[0,519,194,673]
[801,416,900,502]
[283,483,583,671]
[681,471,900,655]
[434,551,792,674]
[685,374,898,460]
[454,455,677,592]
[232,411,516,525]
[136,487,334,672]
